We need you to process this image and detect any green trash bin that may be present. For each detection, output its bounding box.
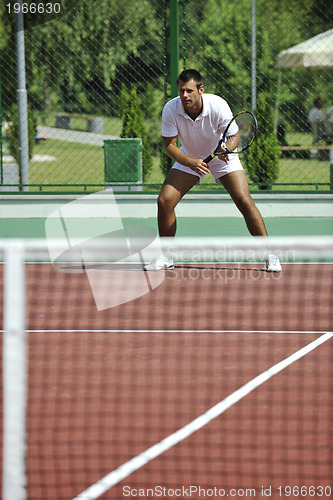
[104,138,142,191]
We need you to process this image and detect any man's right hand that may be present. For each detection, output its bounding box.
[188,158,210,175]
[163,136,211,176]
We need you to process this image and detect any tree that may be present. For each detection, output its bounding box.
[0,0,164,115]
[121,87,153,181]
[245,93,280,189]
[187,0,333,130]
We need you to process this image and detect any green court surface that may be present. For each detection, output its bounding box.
[164,217,333,237]
[0,192,332,239]
[0,216,332,239]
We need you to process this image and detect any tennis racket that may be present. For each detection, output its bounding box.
[203,110,258,164]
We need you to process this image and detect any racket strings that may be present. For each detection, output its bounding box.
[225,112,257,153]
[203,111,257,163]
[224,132,241,153]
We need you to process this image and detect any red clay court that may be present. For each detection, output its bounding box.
[1,248,332,500]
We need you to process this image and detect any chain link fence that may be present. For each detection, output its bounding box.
[1,0,332,192]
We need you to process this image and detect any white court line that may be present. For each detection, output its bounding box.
[0,329,330,334]
[72,332,332,500]
[20,261,333,264]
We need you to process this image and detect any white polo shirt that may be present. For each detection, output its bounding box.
[161,93,238,167]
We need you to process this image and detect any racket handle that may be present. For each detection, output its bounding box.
[203,153,215,164]
[203,139,223,164]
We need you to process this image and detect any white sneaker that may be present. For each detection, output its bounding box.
[144,255,174,271]
[265,254,282,272]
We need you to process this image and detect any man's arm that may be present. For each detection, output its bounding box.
[162,136,210,175]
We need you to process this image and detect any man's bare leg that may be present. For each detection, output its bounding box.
[220,170,268,236]
[158,169,199,236]
[144,169,199,270]
[220,170,281,271]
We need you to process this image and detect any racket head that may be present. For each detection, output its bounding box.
[223,111,258,154]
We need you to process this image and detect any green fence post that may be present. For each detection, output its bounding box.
[0,67,2,185]
[170,0,180,98]
[181,0,187,70]
[163,0,168,104]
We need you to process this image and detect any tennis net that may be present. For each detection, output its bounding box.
[1,236,332,500]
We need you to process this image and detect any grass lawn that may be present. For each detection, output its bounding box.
[4,137,330,192]
[28,140,105,190]
[2,114,331,192]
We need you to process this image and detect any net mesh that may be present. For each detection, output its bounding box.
[1,237,333,500]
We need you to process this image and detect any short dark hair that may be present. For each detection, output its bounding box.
[176,69,203,89]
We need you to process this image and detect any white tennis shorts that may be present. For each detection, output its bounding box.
[172,155,244,184]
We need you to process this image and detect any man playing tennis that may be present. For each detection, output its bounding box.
[145,69,281,272]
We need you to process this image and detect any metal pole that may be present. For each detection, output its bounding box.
[16,1,29,190]
[170,0,180,99]
[251,0,257,112]
[0,67,3,185]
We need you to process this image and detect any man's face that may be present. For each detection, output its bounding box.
[178,79,204,111]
